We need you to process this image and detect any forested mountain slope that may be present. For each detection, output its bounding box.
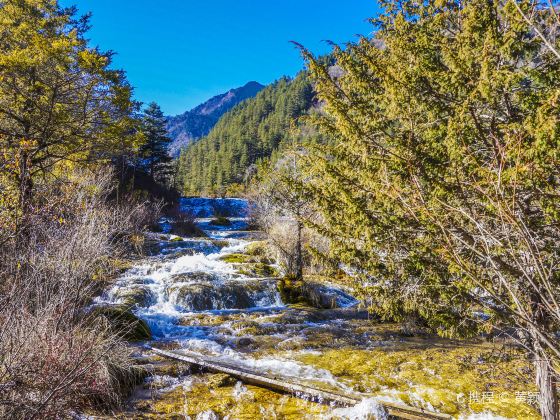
[175,73,314,196]
[167,81,264,156]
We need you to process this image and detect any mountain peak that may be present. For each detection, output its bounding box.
[166,81,265,156]
[243,81,264,89]
[190,81,265,117]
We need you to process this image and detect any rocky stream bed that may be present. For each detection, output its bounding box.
[90,198,539,420]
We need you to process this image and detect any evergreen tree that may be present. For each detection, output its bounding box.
[0,0,141,235]
[175,72,314,195]
[300,0,560,417]
[139,102,172,183]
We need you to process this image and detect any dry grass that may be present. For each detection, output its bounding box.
[0,168,158,418]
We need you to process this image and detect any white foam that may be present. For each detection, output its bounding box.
[196,410,219,420]
[170,253,236,276]
[327,398,388,419]
[180,338,225,354]
[459,414,512,420]
[232,381,249,399]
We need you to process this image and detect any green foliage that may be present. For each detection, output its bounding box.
[300,0,560,347]
[139,102,173,182]
[175,73,315,196]
[0,0,141,233]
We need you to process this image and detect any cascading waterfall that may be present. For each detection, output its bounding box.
[94,198,378,418]
[96,198,285,343]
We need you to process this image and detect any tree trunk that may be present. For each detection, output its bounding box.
[528,291,559,420]
[295,220,303,279]
[535,346,559,420]
[16,150,33,236]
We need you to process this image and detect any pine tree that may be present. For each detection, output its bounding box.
[139,102,172,183]
[175,72,314,195]
[300,0,560,417]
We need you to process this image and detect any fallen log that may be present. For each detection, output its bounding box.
[149,346,451,420]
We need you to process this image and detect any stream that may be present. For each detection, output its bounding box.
[94,198,393,419]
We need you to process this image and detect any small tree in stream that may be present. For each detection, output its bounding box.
[299,0,560,417]
[253,150,312,279]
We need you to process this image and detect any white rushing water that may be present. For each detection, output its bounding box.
[96,198,285,341]
[94,198,391,419]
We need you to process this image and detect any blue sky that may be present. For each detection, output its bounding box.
[67,1,379,115]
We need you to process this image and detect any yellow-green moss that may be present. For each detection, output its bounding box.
[114,287,152,307]
[151,376,327,419]
[220,253,252,264]
[211,240,229,248]
[295,346,539,418]
[238,263,279,278]
[245,241,268,256]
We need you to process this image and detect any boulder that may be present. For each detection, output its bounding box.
[113,287,155,307]
[90,305,151,341]
[168,279,279,311]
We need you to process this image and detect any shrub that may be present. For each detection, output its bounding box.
[0,168,154,418]
[210,216,231,226]
[167,205,206,237]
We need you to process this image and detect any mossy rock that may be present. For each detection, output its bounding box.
[211,240,229,248]
[170,272,219,283]
[209,216,231,226]
[169,282,255,311]
[245,241,268,256]
[171,222,207,238]
[178,313,232,327]
[238,263,279,278]
[206,373,236,388]
[277,276,307,305]
[169,279,278,311]
[277,277,345,309]
[231,319,280,337]
[91,305,151,341]
[114,287,154,307]
[231,319,261,336]
[220,253,252,264]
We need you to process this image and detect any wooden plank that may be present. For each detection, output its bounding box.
[149,346,451,420]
